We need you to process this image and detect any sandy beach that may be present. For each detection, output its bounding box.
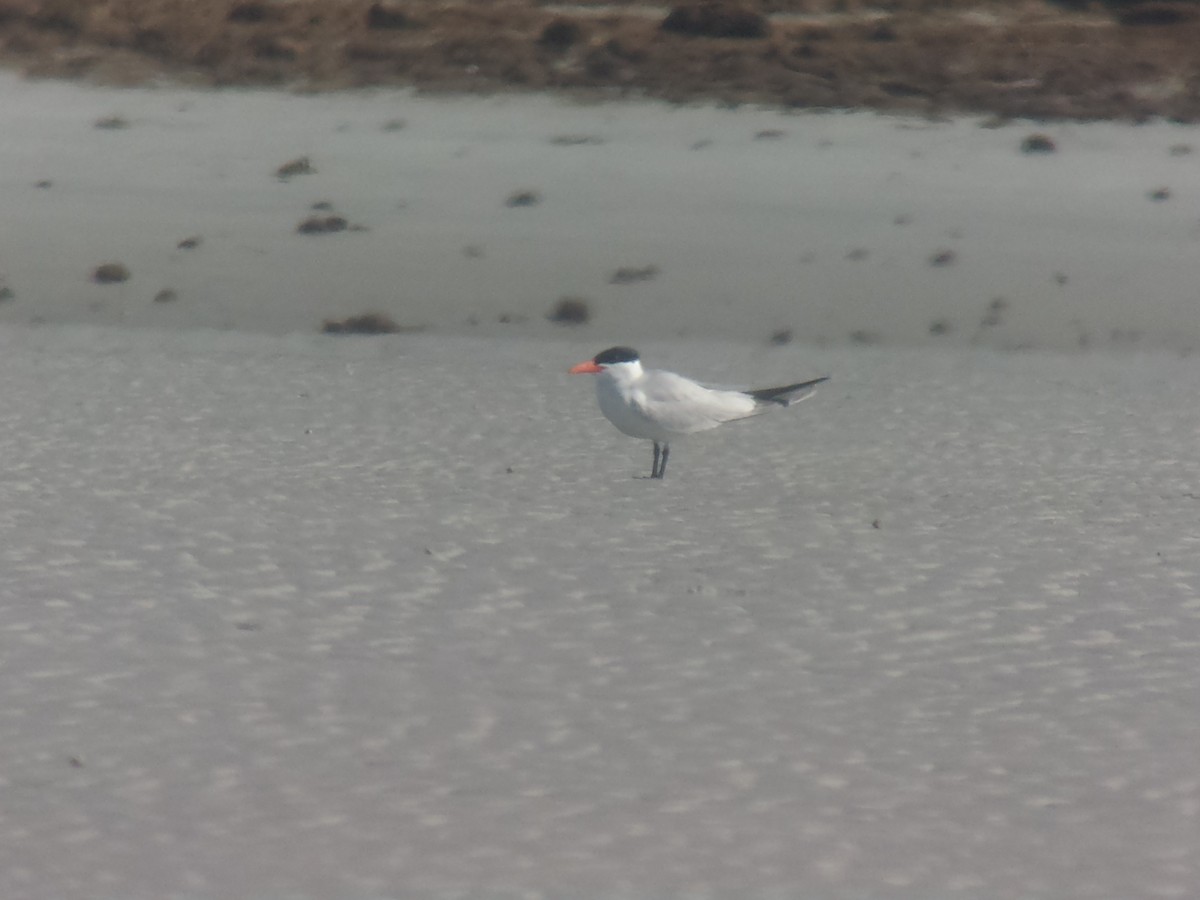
[2,325,1200,898]
[2,13,1200,895]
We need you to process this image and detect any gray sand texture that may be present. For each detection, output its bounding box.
[2,327,1199,899]
[2,70,1200,899]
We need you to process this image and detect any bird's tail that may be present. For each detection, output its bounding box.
[747,375,829,408]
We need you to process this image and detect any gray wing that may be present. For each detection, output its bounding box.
[630,370,759,434]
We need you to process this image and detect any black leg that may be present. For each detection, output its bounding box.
[658,443,670,479]
[651,441,661,479]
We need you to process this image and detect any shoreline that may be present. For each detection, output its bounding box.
[1,72,1199,354]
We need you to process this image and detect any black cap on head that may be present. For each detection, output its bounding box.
[594,346,640,365]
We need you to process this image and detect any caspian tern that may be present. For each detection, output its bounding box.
[569,346,829,479]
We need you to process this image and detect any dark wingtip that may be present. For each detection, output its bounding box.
[748,375,829,406]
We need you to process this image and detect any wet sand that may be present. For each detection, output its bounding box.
[2,72,1200,352]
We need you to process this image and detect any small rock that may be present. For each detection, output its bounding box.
[94,115,129,130]
[769,328,792,345]
[1147,186,1171,202]
[547,297,591,325]
[276,156,315,179]
[505,189,542,208]
[549,134,605,146]
[35,179,53,189]
[928,249,957,267]
[153,289,178,303]
[176,235,202,250]
[92,263,130,284]
[321,312,404,335]
[297,215,348,234]
[1020,133,1056,154]
[609,265,659,284]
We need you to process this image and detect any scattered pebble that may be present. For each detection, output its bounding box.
[153,288,178,303]
[297,215,348,234]
[276,156,315,179]
[549,134,605,146]
[769,328,792,345]
[547,296,591,325]
[94,115,129,130]
[92,262,130,284]
[1147,186,1171,201]
[321,312,406,334]
[310,200,335,211]
[1020,133,1056,154]
[929,319,952,336]
[691,139,713,150]
[506,189,542,208]
[609,265,659,284]
[176,235,202,250]
[34,179,53,189]
[928,249,957,267]
[754,129,786,140]
[1053,272,1068,285]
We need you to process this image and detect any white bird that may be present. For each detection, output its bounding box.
[569,346,828,479]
